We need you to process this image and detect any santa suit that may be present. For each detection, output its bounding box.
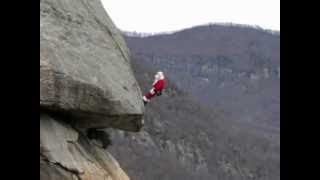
[143,72,165,102]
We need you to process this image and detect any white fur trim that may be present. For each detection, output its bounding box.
[149,88,155,94]
[143,96,150,102]
[153,75,159,85]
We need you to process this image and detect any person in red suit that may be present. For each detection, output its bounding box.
[143,71,165,105]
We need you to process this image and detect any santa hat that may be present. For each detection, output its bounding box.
[153,71,165,85]
[157,71,165,80]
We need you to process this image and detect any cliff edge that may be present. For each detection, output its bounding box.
[40,0,144,179]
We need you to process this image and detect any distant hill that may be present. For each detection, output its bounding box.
[108,54,280,180]
[123,24,280,130]
[104,24,280,180]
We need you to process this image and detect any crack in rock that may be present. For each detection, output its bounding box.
[42,155,83,180]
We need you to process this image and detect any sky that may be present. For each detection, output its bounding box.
[101,0,280,33]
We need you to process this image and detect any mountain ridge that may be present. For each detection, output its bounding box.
[121,22,279,38]
[124,24,280,131]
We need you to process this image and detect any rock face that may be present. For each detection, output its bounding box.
[40,0,144,179]
[40,114,130,180]
[40,0,143,131]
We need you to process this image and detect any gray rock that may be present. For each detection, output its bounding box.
[40,113,130,180]
[40,0,144,131]
[40,0,145,179]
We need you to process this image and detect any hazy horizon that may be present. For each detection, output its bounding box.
[120,22,280,35]
[102,0,280,33]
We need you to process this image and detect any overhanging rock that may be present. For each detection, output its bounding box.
[40,0,144,131]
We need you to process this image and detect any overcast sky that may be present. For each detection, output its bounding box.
[101,0,280,33]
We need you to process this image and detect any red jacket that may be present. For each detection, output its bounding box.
[153,79,165,92]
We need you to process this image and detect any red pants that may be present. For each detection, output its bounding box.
[145,91,156,100]
[143,89,157,102]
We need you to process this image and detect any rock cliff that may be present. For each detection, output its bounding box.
[40,0,144,179]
